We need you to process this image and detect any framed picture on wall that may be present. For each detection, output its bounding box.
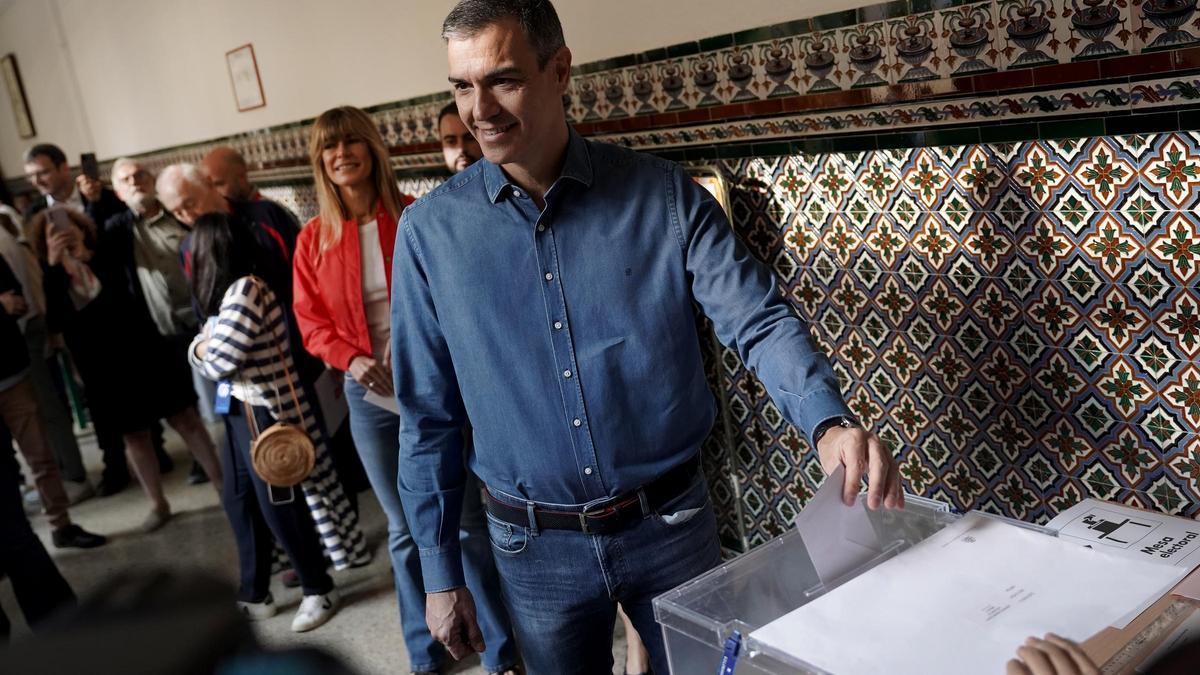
[225,43,266,112]
[1,53,36,139]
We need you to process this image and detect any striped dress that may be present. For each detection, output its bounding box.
[189,275,370,571]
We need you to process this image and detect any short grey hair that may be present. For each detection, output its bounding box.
[110,157,142,183]
[442,0,565,68]
[156,163,207,199]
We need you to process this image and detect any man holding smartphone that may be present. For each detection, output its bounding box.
[22,143,176,496]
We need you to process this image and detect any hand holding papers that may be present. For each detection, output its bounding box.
[793,466,884,585]
[752,512,1188,675]
[363,388,400,415]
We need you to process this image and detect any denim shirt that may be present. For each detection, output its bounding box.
[391,129,851,591]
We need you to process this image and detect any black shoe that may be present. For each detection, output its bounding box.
[186,461,210,485]
[52,524,107,549]
[97,474,130,497]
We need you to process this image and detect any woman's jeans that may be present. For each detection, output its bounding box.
[344,377,516,672]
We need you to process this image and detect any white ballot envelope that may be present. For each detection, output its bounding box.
[751,512,1188,675]
[793,466,881,585]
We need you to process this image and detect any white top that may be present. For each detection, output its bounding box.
[358,219,390,361]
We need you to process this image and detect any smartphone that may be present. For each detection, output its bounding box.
[48,207,73,236]
[80,152,99,181]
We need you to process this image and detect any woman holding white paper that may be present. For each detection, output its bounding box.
[292,106,517,675]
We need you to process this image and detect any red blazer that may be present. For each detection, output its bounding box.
[293,197,414,371]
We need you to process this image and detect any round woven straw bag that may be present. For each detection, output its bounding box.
[250,421,315,487]
[242,276,316,488]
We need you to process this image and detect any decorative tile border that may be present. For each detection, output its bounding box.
[9,0,1200,198]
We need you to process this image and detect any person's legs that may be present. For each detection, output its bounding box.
[68,348,131,493]
[618,604,650,675]
[165,406,222,488]
[21,317,86,484]
[124,430,170,516]
[344,377,442,672]
[0,415,75,632]
[93,413,130,493]
[219,406,273,603]
[152,421,173,474]
[0,378,71,530]
[484,514,618,675]
[459,472,519,673]
[238,404,333,597]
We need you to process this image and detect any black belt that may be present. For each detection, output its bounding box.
[484,457,700,534]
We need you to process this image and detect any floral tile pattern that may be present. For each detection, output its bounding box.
[704,134,1200,548]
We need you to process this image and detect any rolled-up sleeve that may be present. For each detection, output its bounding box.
[672,166,852,444]
[390,207,469,593]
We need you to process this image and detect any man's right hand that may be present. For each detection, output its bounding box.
[426,587,485,660]
[0,292,27,317]
[348,355,394,397]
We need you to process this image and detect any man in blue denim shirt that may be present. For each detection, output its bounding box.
[392,1,904,671]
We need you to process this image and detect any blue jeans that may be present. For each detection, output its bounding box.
[486,471,722,675]
[344,378,516,672]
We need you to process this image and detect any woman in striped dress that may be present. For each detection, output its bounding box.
[187,212,369,632]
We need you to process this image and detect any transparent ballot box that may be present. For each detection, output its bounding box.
[652,497,1052,674]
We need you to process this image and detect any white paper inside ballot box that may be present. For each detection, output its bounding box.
[750,513,1188,675]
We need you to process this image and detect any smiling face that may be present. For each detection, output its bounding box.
[446,19,571,171]
[320,137,373,191]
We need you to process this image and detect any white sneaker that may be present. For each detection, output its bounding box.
[291,589,339,632]
[21,485,40,515]
[238,594,277,620]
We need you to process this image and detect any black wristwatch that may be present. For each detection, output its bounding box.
[812,416,857,445]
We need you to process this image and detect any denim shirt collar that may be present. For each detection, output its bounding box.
[482,126,593,204]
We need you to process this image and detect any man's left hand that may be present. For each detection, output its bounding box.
[817,424,903,510]
[76,174,102,202]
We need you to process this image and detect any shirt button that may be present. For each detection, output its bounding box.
[553,321,563,330]
[537,224,545,232]
[544,272,553,281]
[513,189,523,198]
[563,369,572,378]
[573,418,582,427]
[584,466,593,475]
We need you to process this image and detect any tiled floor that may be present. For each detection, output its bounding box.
[2,426,630,674]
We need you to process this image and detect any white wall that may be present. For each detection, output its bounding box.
[0,0,870,178]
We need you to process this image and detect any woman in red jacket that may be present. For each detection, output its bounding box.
[292,106,516,675]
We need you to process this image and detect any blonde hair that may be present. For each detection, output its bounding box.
[308,106,405,254]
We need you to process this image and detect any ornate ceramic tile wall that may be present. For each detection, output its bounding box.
[702,132,1200,549]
